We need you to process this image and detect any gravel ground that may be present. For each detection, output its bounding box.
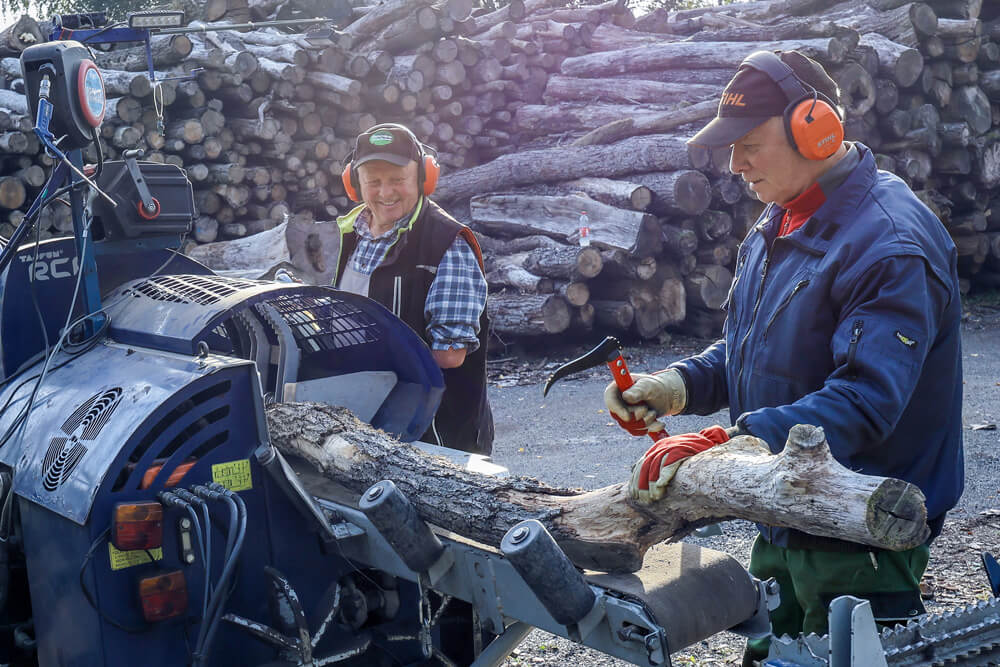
[483,296,1000,667]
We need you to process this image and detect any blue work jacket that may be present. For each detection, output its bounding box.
[672,144,964,546]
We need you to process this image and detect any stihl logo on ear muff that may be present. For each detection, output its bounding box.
[742,51,844,161]
[341,124,439,202]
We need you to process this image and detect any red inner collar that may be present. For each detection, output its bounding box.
[779,182,826,237]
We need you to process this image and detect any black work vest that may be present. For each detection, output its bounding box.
[337,199,494,454]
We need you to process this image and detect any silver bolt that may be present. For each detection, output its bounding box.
[510,526,530,544]
[185,553,195,564]
[366,485,384,501]
[180,518,191,529]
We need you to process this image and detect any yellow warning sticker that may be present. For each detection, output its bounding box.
[109,543,163,571]
[212,459,252,492]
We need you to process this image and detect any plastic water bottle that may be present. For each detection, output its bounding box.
[578,211,591,247]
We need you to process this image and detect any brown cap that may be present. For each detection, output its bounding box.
[688,50,841,148]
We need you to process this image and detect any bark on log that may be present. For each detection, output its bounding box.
[437,134,707,202]
[522,244,603,280]
[559,37,854,78]
[560,177,652,211]
[99,69,154,98]
[684,264,733,310]
[819,2,938,48]
[485,253,551,294]
[0,15,42,56]
[487,293,571,335]
[516,102,702,136]
[185,220,341,284]
[471,194,661,255]
[859,32,924,87]
[592,299,634,331]
[631,171,713,218]
[543,74,720,105]
[572,100,718,147]
[96,35,193,72]
[0,89,27,115]
[268,404,930,573]
[944,85,992,134]
[342,0,437,45]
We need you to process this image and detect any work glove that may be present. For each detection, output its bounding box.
[628,425,729,504]
[604,369,686,435]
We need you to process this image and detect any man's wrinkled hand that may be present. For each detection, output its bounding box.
[628,426,729,504]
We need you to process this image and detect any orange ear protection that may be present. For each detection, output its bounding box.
[341,123,440,202]
[741,51,844,161]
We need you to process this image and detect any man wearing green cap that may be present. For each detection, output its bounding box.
[335,123,493,455]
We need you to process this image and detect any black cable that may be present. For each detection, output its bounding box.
[171,489,212,618]
[27,210,51,367]
[62,311,111,354]
[78,527,149,634]
[0,309,108,451]
[199,489,245,666]
[191,488,236,665]
[91,128,104,181]
[192,487,246,667]
[78,20,126,44]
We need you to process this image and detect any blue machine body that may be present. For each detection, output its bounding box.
[0,259,446,665]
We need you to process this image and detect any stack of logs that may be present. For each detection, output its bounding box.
[0,0,995,343]
[430,0,1000,339]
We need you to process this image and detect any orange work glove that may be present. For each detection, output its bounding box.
[628,426,729,504]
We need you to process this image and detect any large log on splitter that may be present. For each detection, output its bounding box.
[267,403,929,574]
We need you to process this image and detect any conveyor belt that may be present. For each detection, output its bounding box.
[586,542,759,652]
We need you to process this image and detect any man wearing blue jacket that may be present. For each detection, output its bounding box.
[604,50,964,664]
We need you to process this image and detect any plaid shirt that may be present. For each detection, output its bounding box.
[350,207,487,352]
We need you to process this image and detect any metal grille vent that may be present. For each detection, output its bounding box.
[124,275,260,306]
[40,388,123,491]
[265,294,381,352]
[111,380,233,492]
[42,437,87,491]
[61,387,122,440]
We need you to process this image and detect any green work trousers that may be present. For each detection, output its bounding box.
[744,535,929,663]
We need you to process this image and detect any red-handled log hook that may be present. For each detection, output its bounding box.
[543,336,664,441]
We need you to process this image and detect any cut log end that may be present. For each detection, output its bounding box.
[867,479,930,551]
[784,424,827,453]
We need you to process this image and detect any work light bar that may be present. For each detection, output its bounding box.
[128,11,185,29]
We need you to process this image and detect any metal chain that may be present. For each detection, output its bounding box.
[152,81,165,135]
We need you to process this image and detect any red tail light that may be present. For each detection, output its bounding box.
[139,571,188,622]
[112,501,163,551]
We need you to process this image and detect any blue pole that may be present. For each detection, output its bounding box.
[68,149,101,334]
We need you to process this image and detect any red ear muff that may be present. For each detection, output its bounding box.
[421,155,439,196]
[342,162,361,202]
[787,97,843,160]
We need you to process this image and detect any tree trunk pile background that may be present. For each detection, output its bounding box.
[0,0,996,342]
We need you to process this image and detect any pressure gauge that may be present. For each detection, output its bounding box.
[21,41,105,148]
[77,60,105,128]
